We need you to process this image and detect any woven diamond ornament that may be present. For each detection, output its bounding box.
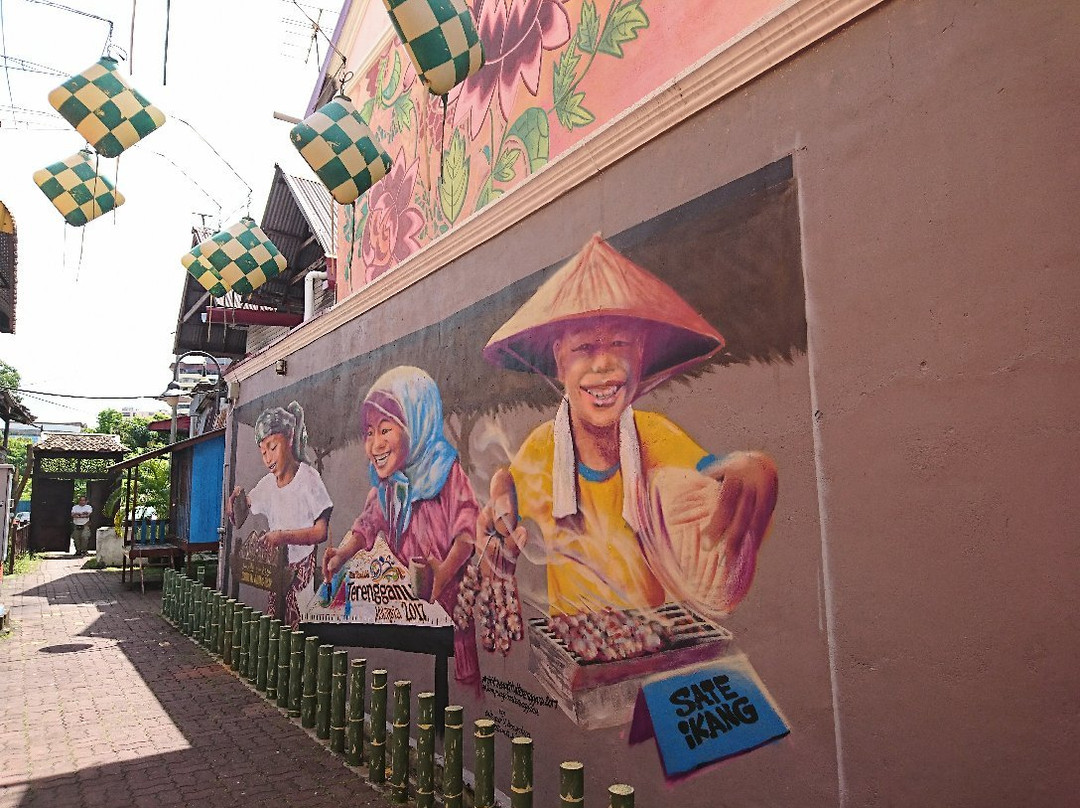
[32,150,125,227]
[48,57,166,158]
[291,96,392,205]
[181,218,287,297]
[382,0,484,96]
[180,246,228,298]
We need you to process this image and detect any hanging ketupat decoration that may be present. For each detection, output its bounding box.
[181,218,287,296]
[381,0,484,96]
[47,57,166,158]
[290,95,392,205]
[32,150,125,227]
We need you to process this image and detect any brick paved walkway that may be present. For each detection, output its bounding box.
[0,556,384,808]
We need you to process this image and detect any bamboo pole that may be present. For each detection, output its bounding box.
[266,619,281,700]
[289,631,304,718]
[560,761,585,808]
[162,568,171,618]
[246,610,261,683]
[230,607,243,671]
[277,628,292,709]
[390,680,411,802]
[209,591,220,653]
[369,669,387,784]
[239,606,253,675]
[416,692,435,808]
[256,615,271,691]
[316,644,333,739]
[301,636,319,729]
[185,578,196,636]
[474,718,496,808]
[218,593,227,654]
[346,658,367,766]
[181,577,192,635]
[443,706,464,808]
[330,650,347,753]
[223,599,236,666]
[608,785,634,808]
[511,737,533,808]
[197,586,208,646]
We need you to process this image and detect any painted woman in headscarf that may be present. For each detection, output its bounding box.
[322,366,481,688]
[227,401,333,628]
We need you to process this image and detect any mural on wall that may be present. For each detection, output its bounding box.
[233,157,804,781]
[335,0,793,293]
[227,402,333,628]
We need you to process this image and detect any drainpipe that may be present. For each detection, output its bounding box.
[304,271,328,322]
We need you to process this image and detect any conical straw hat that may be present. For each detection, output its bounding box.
[484,234,724,391]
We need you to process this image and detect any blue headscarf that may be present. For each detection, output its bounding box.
[362,366,458,544]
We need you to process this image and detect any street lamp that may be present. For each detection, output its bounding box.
[158,383,186,444]
[160,351,223,444]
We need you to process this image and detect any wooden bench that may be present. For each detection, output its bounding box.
[122,518,181,594]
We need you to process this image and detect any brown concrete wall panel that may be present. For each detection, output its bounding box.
[224,1,1079,805]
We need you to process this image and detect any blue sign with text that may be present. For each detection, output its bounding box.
[638,656,788,776]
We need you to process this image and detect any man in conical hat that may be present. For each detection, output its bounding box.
[480,234,778,621]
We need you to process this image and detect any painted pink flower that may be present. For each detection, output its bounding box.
[361,149,424,281]
[453,0,571,139]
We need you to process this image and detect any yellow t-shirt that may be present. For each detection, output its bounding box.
[510,410,709,615]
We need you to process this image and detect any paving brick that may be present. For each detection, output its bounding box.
[0,557,385,808]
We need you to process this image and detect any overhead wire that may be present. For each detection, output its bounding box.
[0,0,16,126]
[2,385,170,401]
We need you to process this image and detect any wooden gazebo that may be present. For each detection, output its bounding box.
[29,433,124,552]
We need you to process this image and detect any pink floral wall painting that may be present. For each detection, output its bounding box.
[338,0,654,289]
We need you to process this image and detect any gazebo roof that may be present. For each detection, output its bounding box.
[36,433,125,455]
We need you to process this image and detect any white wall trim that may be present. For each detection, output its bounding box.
[228,0,885,384]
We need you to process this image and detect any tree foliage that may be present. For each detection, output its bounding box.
[93,408,171,526]
[0,358,21,399]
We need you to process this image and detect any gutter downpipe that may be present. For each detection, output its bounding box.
[304,271,329,322]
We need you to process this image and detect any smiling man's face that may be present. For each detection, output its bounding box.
[554,319,645,432]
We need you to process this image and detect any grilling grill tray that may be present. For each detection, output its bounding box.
[527,602,734,729]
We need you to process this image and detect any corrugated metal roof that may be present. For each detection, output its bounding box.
[282,169,334,255]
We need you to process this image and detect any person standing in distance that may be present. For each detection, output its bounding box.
[70,495,93,557]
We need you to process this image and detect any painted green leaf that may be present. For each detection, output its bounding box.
[481,145,492,162]
[578,1,599,54]
[392,95,414,134]
[474,183,492,212]
[439,129,469,224]
[598,0,649,57]
[493,147,521,182]
[554,91,595,131]
[359,98,376,125]
[507,107,550,172]
[381,52,401,104]
[474,184,502,213]
[553,49,580,102]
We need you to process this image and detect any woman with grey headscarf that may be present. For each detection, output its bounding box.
[227,401,333,627]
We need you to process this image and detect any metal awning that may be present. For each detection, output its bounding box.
[108,428,225,472]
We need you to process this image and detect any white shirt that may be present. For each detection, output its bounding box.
[71,504,92,526]
[248,462,333,564]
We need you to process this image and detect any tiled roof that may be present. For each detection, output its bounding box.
[36,433,125,454]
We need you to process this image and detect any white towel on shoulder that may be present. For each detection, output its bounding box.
[551,398,644,532]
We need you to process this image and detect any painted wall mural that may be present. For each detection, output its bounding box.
[334,0,792,293]
[233,158,816,794]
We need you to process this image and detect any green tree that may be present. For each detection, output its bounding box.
[0,358,21,398]
[92,407,171,527]
[7,435,32,502]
